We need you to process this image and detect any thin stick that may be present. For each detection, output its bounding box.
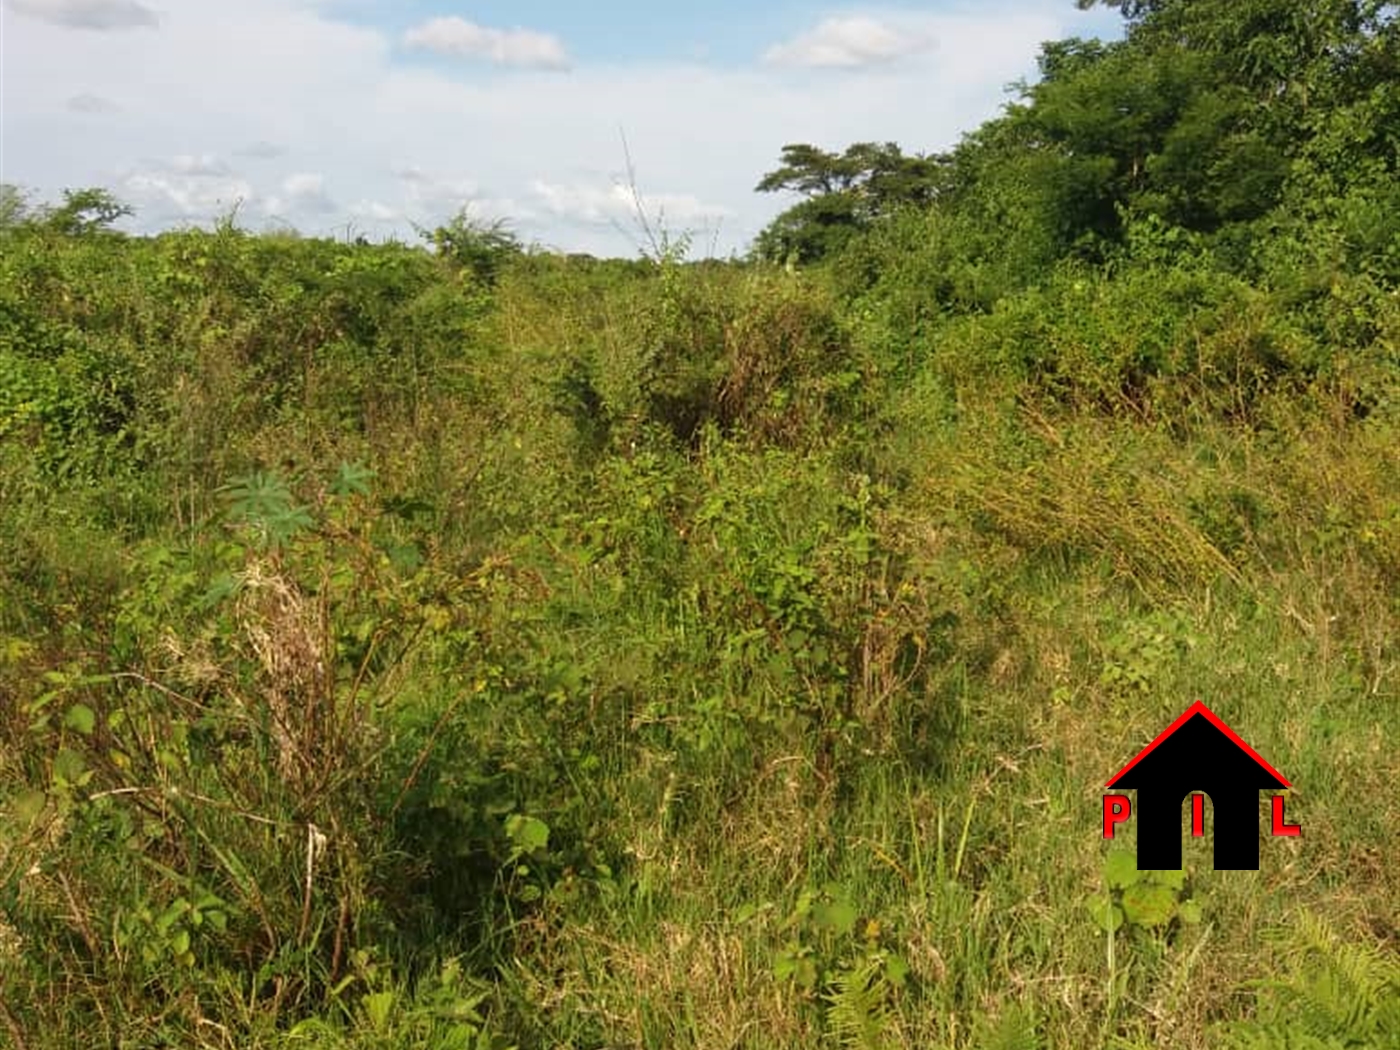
[298,823,325,945]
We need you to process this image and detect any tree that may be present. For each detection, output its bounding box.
[41,187,133,235]
[1057,0,1400,234]
[752,142,946,263]
[1074,0,1164,22]
[416,210,522,286]
[1019,37,1290,236]
[0,186,133,236]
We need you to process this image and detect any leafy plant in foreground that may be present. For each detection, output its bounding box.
[769,883,910,1046]
[1087,848,1204,934]
[1213,911,1400,1049]
[219,469,315,549]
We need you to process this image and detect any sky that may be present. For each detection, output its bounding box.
[1,0,1124,257]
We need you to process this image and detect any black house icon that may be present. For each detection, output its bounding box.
[1106,701,1290,870]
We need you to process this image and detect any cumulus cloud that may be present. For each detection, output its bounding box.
[350,199,401,223]
[6,0,158,30]
[111,156,252,220]
[66,92,121,114]
[529,179,731,229]
[260,173,343,225]
[375,165,531,226]
[402,17,570,70]
[121,169,253,220]
[394,166,481,216]
[281,172,335,213]
[763,15,934,69]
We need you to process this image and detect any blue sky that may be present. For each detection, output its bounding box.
[2,0,1124,256]
[357,0,816,65]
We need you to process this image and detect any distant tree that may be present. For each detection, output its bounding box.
[0,185,133,236]
[755,143,862,197]
[417,210,523,285]
[41,187,133,235]
[752,142,946,263]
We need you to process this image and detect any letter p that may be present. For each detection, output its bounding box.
[1103,794,1131,838]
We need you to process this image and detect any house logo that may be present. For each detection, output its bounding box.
[1102,701,1300,870]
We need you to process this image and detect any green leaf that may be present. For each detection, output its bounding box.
[156,898,190,933]
[363,990,395,1032]
[504,814,550,853]
[198,573,239,610]
[52,747,87,787]
[1087,893,1124,933]
[64,703,96,735]
[1177,899,1203,925]
[1104,850,1141,889]
[773,951,798,982]
[884,952,911,988]
[12,788,46,826]
[329,460,376,498]
[1121,882,1177,927]
[1149,867,1186,891]
[385,542,423,573]
[733,903,760,924]
[812,898,858,936]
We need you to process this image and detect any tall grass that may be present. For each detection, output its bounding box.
[0,214,1395,1049]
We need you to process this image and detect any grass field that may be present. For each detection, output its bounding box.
[1,190,1398,1050]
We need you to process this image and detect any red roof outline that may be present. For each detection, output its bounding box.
[1105,700,1291,788]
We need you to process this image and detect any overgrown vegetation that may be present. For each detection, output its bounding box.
[2,1,1397,1047]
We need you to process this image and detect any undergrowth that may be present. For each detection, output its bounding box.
[1,126,1397,1048]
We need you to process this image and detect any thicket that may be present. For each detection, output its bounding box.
[1,2,1397,1047]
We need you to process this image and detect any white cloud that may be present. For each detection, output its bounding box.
[530,179,731,230]
[764,16,934,69]
[379,165,536,227]
[120,169,254,220]
[350,199,401,223]
[397,166,474,216]
[6,0,158,30]
[283,172,323,195]
[397,167,479,211]
[282,172,335,212]
[66,92,121,114]
[402,17,570,70]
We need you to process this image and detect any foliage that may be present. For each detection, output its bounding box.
[1213,912,1400,1049]
[1,4,1398,1045]
[1087,849,1204,933]
[768,883,909,1048]
[418,211,523,287]
[38,187,134,236]
[753,142,945,263]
